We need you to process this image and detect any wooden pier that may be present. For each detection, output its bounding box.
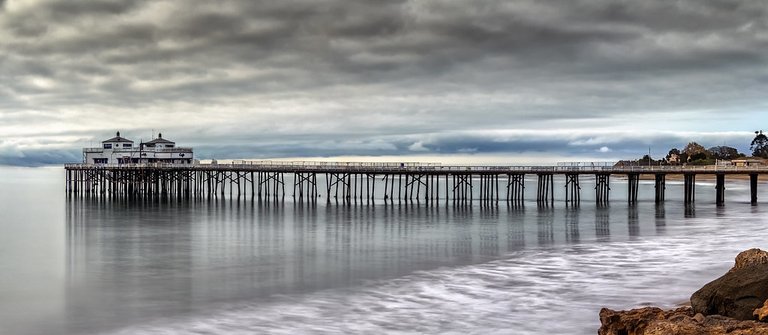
[64,162,768,206]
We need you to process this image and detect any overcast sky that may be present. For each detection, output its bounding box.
[0,0,766,166]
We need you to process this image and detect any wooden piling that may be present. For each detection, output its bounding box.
[537,174,554,206]
[716,174,725,206]
[595,174,610,205]
[654,174,666,204]
[751,174,758,206]
[627,173,639,205]
[565,174,580,206]
[683,174,695,204]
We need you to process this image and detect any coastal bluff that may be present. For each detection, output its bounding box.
[599,249,768,335]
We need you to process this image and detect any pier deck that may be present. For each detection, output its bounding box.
[64,162,768,205]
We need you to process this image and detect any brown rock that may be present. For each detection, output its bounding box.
[691,248,768,320]
[754,300,768,322]
[599,306,768,335]
[598,307,692,335]
[733,249,768,272]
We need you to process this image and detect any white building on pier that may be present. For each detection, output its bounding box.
[84,131,195,165]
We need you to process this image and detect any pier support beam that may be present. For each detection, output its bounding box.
[654,174,666,204]
[751,174,759,206]
[627,173,639,205]
[506,174,525,205]
[715,174,725,206]
[452,174,472,205]
[564,174,580,206]
[684,174,696,205]
[595,174,611,205]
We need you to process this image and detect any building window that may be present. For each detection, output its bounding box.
[123,143,132,148]
[167,144,175,148]
[93,158,108,164]
[103,144,112,149]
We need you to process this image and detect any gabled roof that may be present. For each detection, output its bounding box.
[145,133,175,144]
[102,131,134,143]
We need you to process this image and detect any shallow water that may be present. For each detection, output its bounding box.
[0,167,766,334]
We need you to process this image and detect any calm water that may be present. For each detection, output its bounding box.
[1,167,767,334]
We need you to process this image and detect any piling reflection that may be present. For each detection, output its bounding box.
[655,204,667,235]
[506,206,526,251]
[595,206,611,241]
[478,207,501,256]
[565,208,580,244]
[537,209,555,246]
[628,206,639,238]
[684,204,696,218]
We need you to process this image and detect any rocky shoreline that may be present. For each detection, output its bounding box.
[599,249,768,335]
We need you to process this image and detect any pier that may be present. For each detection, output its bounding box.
[64,162,768,206]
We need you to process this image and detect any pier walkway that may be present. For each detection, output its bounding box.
[64,162,768,206]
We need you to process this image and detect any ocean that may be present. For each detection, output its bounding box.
[1,166,766,334]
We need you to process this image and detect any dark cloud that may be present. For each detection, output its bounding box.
[0,0,765,166]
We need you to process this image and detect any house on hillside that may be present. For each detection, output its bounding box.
[667,153,680,165]
[83,131,195,165]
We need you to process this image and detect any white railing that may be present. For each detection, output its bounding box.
[556,162,615,167]
[154,147,193,153]
[226,160,440,168]
[82,147,192,153]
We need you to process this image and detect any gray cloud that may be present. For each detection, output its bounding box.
[0,0,766,166]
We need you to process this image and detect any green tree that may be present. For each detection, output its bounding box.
[682,142,707,157]
[708,146,741,160]
[752,130,768,158]
[682,142,715,164]
[682,142,709,163]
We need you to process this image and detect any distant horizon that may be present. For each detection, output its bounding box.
[3,146,762,168]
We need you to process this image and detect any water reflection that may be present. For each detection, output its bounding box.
[65,197,706,334]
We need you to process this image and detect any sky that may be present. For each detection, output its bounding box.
[0,0,766,166]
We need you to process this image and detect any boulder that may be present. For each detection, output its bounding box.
[691,248,768,320]
[733,249,768,272]
[599,307,768,335]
